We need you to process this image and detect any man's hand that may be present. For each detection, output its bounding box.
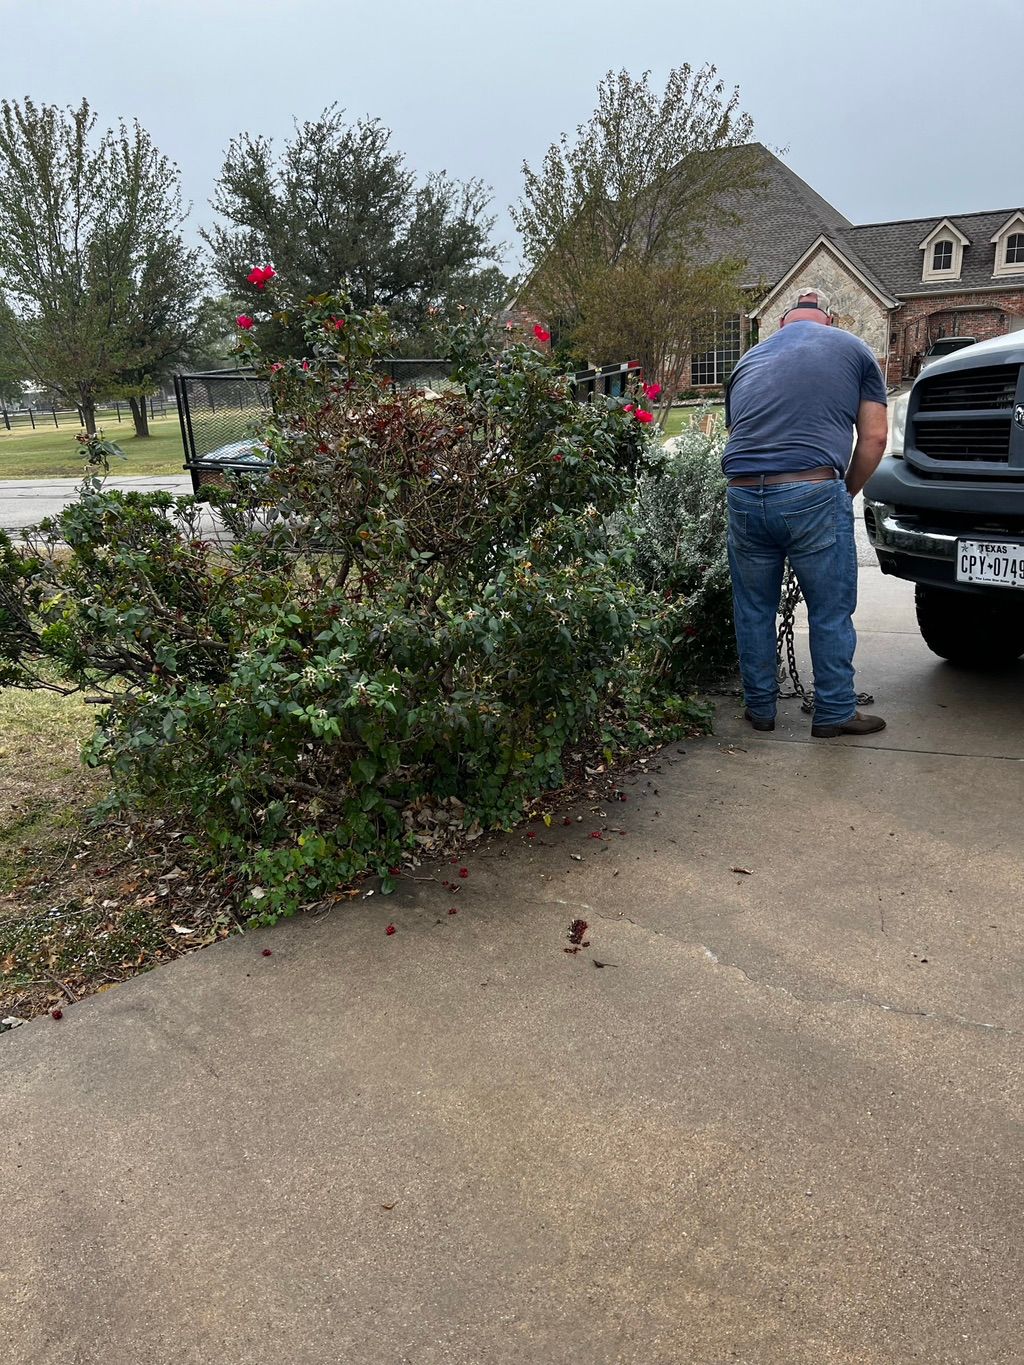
[846,400,889,496]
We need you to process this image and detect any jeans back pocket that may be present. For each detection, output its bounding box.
[780,493,837,555]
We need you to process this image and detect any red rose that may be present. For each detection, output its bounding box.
[327,316,345,330]
[622,404,634,414]
[269,362,283,374]
[643,383,662,401]
[247,265,276,289]
[552,453,563,463]
[533,324,551,343]
[635,409,655,424]
[236,315,254,330]
[385,924,396,935]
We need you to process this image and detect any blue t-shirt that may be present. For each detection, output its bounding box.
[722,324,887,477]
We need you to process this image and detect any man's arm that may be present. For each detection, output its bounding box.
[846,400,888,496]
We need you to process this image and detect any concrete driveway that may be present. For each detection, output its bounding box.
[1,566,1022,1364]
[0,476,208,537]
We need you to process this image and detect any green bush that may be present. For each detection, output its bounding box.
[627,413,737,687]
[1,292,715,921]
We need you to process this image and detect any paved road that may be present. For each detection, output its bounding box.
[0,475,194,533]
[2,567,1022,1363]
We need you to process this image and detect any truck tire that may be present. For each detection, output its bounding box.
[915,585,1024,667]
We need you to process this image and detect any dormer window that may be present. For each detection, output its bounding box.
[919,218,969,283]
[990,213,1024,278]
[932,240,953,272]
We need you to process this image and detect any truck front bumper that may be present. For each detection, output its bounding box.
[863,456,1024,593]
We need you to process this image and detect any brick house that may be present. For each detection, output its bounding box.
[513,146,1024,392]
[701,148,1024,388]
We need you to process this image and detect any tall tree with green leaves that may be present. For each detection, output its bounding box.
[512,65,763,351]
[205,106,504,349]
[0,97,202,435]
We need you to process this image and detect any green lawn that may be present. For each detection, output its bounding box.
[0,413,188,479]
[661,404,723,439]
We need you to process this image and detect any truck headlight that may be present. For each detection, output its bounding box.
[889,392,909,457]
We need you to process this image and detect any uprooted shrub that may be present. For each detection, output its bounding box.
[0,293,714,922]
[625,414,737,687]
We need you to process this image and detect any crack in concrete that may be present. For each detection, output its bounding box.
[699,946,1012,1036]
[535,900,1013,1037]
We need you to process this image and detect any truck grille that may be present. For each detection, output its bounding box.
[916,364,1019,412]
[914,418,1011,462]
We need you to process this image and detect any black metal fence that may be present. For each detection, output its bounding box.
[175,359,641,498]
[0,396,173,433]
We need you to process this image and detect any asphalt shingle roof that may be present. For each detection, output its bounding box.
[695,144,852,288]
[841,211,1024,295]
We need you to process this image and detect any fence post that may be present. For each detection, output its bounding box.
[29,408,35,430]
[52,406,59,428]
[115,402,121,422]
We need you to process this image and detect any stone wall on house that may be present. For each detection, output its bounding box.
[885,289,1024,385]
[755,244,890,359]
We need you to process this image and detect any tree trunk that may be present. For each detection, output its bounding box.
[81,398,97,435]
[128,395,150,438]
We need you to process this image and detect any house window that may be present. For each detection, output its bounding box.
[1006,233,1024,266]
[932,240,954,272]
[691,314,741,387]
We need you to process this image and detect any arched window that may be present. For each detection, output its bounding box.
[932,240,954,271]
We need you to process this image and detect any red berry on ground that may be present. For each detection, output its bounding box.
[385,924,396,935]
[448,907,458,915]
[458,868,469,878]
[50,1008,63,1020]
[262,948,272,957]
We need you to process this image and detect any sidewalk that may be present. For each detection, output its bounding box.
[2,568,1021,1364]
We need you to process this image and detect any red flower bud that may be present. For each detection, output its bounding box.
[622,405,634,414]
[552,453,563,463]
[236,315,254,330]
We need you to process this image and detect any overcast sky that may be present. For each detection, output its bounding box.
[3,0,1022,272]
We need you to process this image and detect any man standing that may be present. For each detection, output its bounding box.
[722,288,889,737]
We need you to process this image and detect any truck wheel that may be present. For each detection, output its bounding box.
[915,585,1024,667]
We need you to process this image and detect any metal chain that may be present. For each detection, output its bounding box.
[776,564,873,714]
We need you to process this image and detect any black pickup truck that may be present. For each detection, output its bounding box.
[863,330,1024,666]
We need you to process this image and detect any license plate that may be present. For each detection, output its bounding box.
[956,538,1024,588]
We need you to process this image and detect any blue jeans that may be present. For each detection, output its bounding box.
[726,478,858,728]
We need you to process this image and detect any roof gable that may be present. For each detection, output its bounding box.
[917,217,971,250]
[692,145,851,289]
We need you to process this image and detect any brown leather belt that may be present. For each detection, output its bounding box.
[728,466,839,488]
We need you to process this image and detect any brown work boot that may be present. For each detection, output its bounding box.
[811,711,886,739]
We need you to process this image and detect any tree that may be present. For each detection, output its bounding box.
[0,298,25,406]
[0,98,202,435]
[574,258,746,424]
[512,66,763,341]
[111,231,204,436]
[204,107,503,349]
